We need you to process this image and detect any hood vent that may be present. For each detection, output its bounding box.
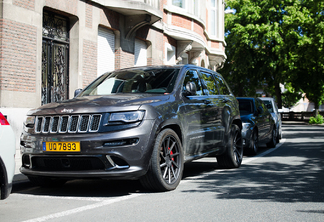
[35,114,102,134]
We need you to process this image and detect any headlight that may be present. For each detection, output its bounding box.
[109,111,145,123]
[25,116,35,126]
[23,116,35,132]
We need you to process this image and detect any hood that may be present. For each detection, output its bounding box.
[28,94,170,116]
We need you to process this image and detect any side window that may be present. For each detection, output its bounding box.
[183,70,203,96]
[261,102,268,114]
[200,72,219,95]
[214,74,231,95]
[256,99,265,114]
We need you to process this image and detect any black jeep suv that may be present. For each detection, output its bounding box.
[20,65,242,191]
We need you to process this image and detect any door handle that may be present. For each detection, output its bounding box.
[203,100,211,104]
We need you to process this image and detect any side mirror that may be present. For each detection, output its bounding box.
[74,88,83,97]
[184,82,197,96]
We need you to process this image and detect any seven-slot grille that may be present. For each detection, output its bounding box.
[35,114,102,133]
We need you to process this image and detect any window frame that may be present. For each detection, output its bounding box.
[199,71,220,96]
[183,69,204,96]
[209,0,218,37]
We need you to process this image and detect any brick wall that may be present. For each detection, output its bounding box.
[45,0,78,16]
[85,2,93,29]
[171,14,191,31]
[193,21,205,42]
[0,19,37,92]
[211,41,219,48]
[115,48,134,70]
[154,31,164,66]
[13,0,35,10]
[82,40,97,87]
[163,10,168,23]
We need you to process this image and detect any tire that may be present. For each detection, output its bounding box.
[249,129,258,156]
[28,176,67,187]
[217,124,243,168]
[140,129,184,192]
[266,126,277,148]
[276,127,280,143]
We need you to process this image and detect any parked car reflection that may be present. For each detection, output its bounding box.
[237,97,276,155]
[259,97,282,143]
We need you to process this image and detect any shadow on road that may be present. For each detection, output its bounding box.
[181,124,324,203]
[12,178,144,197]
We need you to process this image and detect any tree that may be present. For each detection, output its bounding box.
[289,0,324,114]
[222,0,324,111]
[281,83,302,109]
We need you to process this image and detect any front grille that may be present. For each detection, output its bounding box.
[31,156,107,171]
[35,114,102,134]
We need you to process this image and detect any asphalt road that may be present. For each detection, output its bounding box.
[1,122,323,222]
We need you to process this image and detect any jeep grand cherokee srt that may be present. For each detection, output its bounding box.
[20,65,242,191]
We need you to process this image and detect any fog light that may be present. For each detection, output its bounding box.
[104,138,139,147]
[104,141,127,146]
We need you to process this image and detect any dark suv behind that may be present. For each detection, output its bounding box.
[20,65,242,191]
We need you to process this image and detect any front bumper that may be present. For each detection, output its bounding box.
[20,119,157,180]
[241,128,253,149]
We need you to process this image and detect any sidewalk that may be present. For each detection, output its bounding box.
[282,120,324,126]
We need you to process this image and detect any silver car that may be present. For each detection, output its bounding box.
[259,97,282,143]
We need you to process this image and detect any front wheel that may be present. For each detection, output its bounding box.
[217,124,243,168]
[140,129,184,192]
[249,129,258,156]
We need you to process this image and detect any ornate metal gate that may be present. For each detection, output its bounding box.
[42,11,69,105]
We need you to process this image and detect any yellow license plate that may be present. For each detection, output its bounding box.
[43,142,80,152]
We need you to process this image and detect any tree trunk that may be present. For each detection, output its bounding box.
[314,99,319,116]
[275,82,282,108]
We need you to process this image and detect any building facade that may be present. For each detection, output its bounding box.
[0,0,226,147]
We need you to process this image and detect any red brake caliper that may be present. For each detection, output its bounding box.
[168,147,174,161]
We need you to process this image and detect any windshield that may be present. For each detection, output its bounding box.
[238,100,254,115]
[79,68,179,96]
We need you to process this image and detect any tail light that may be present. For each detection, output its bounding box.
[0,112,10,125]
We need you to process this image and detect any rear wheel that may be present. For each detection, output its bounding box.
[217,124,243,168]
[266,126,277,148]
[276,127,280,143]
[28,176,67,187]
[249,129,258,155]
[140,129,184,192]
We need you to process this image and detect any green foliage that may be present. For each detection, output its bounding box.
[222,0,324,109]
[309,114,324,124]
[289,0,324,110]
[281,83,302,108]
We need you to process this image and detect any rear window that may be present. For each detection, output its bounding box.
[238,100,254,115]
